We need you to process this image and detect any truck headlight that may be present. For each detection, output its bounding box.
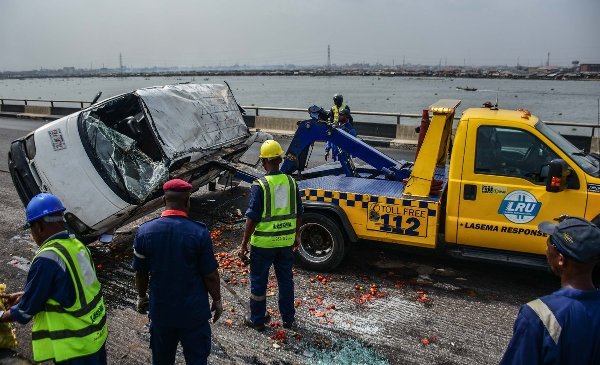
[25,135,36,160]
[64,212,90,233]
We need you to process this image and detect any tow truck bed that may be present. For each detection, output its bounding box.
[297,167,448,248]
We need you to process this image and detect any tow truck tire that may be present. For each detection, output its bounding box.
[295,212,345,272]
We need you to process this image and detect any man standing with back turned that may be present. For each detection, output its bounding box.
[501,216,600,364]
[0,193,107,364]
[240,140,303,331]
[133,179,223,365]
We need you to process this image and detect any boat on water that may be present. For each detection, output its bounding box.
[456,86,477,91]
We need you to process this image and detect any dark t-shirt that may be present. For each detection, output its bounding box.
[501,287,600,364]
[132,215,218,327]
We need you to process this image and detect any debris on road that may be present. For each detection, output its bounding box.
[416,289,433,306]
[420,335,438,346]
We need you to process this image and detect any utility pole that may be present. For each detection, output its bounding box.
[327,45,331,69]
[403,56,405,67]
[546,52,550,67]
[119,53,123,75]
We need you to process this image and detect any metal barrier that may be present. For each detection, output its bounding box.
[241,105,600,152]
[0,99,598,151]
[0,98,92,109]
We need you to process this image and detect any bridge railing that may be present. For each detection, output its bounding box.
[0,99,598,152]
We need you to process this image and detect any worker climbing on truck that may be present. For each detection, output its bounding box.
[330,94,352,125]
[325,108,357,161]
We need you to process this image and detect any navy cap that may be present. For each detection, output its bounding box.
[539,217,600,263]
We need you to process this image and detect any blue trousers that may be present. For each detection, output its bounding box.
[249,246,295,324]
[150,321,211,365]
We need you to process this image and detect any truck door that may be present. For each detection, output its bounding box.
[457,123,587,255]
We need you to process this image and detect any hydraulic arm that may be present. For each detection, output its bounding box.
[281,118,412,181]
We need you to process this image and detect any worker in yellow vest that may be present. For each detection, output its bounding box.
[330,94,352,124]
[239,140,303,331]
[0,193,107,364]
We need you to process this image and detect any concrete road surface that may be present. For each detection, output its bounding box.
[0,116,559,364]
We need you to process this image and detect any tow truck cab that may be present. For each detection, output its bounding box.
[444,107,600,263]
[292,100,600,271]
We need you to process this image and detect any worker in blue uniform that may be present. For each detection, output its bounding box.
[239,140,303,331]
[133,179,222,365]
[0,193,107,364]
[500,216,600,364]
[325,108,357,161]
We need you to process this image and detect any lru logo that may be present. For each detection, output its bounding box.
[498,190,542,224]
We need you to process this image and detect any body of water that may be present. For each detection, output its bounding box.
[1,76,599,125]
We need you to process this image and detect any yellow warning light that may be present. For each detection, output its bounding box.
[430,107,454,114]
[517,108,531,119]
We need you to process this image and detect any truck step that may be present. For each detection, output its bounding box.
[446,246,548,270]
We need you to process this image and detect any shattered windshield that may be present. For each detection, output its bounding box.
[83,114,168,202]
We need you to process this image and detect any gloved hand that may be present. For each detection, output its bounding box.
[136,295,149,314]
[211,299,223,323]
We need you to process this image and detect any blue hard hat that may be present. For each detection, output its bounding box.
[25,193,66,226]
[308,105,325,119]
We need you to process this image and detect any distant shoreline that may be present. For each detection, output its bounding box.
[1,71,599,81]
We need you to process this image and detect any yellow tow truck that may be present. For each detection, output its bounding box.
[279,100,600,271]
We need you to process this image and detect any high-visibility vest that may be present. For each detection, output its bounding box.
[31,237,107,363]
[250,174,298,248]
[331,104,348,123]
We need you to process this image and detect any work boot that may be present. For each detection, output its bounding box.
[244,314,271,332]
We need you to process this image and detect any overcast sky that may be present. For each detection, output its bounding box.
[1,0,599,71]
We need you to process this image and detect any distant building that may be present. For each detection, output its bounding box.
[580,64,600,72]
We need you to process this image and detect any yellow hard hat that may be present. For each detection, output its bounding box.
[259,140,284,159]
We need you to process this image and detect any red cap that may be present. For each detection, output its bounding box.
[163,179,193,192]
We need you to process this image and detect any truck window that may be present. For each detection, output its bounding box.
[475,126,559,184]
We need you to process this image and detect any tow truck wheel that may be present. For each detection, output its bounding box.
[296,212,345,272]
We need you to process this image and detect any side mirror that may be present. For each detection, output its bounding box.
[546,159,568,192]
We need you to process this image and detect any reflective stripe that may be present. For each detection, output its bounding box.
[48,243,88,308]
[252,228,296,237]
[36,250,66,272]
[133,249,146,259]
[31,313,106,341]
[259,177,271,218]
[527,299,562,344]
[260,213,297,222]
[286,175,296,215]
[76,250,97,288]
[44,291,103,317]
[250,294,266,301]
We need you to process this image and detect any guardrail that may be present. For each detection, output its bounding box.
[0,98,92,109]
[240,105,600,152]
[0,98,90,119]
[0,99,598,152]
